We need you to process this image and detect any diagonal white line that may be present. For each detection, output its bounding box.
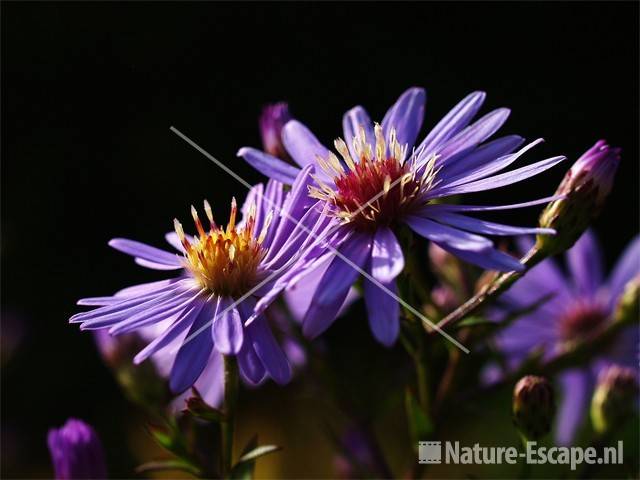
[170,126,469,354]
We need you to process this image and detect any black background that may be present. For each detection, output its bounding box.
[2,2,638,478]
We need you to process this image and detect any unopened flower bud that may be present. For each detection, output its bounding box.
[259,102,292,161]
[591,365,639,434]
[613,276,640,326]
[48,418,107,479]
[513,375,556,440]
[537,140,620,256]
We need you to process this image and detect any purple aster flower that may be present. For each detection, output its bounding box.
[259,102,293,162]
[70,168,334,392]
[47,418,107,479]
[494,230,640,444]
[239,87,565,345]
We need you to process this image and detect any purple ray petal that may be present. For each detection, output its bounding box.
[282,120,330,169]
[404,215,493,252]
[237,334,266,385]
[364,273,399,346]
[427,211,555,236]
[237,147,301,184]
[382,87,426,152]
[245,312,292,385]
[416,195,564,214]
[109,238,181,266]
[133,300,205,364]
[165,232,189,253]
[417,91,486,159]
[342,105,375,161]
[607,235,640,305]
[555,369,593,445]
[134,258,183,270]
[212,297,244,355]
[77,297,121,306]
[567,230,604,297]
[435,108,510,162]
[370,227,405,282]
[193,351,225,408]
[169,301,216,393]
[434,241,524,272]
[303,232,373,338]
[429,155,566,198]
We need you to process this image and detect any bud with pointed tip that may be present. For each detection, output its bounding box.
[613,276,640,327]
[537,140,620,256]
[591,365,639,434]
[513,375,556,441]
[259,102,292,161]
[47,418,107,479]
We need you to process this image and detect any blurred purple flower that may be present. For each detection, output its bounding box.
[71,171,335,393]
[259,102,293,162]
[47,418,107,479]
[495,230,640,444]
[239,87,564,345]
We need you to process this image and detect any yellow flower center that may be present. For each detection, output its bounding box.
[174,199,270,297]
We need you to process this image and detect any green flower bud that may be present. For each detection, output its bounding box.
[591,365,639,434]
[513,375,556,441]
[613,276,640,326]
[537,140,620,256]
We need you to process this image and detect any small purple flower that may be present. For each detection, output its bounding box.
[495,230,640,444]
[71,170,334,392]
[47,418,107,479]
[239,87,565,345]
[259,102,293,162]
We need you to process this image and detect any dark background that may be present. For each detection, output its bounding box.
[2,2,638,478]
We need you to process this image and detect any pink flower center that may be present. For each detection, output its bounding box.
[558,301,608,340]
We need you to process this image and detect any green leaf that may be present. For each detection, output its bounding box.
[405,388,434,450]
[230,441,281,480]
[136,459,201,476]
[237,445,282,463]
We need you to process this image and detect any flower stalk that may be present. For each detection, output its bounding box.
[221,355,239,478]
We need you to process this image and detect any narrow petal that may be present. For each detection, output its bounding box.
[555,370,593,445]
[607,235,640,304]
[237,338,266,385]
[567,230,603,297]
[109,238,181,266]
[246,314,292,385]
[302,233,373,338]
[427,211,555,236]
[342,106,375,160]
[281,120,330,168]
[404,216,492,252]
[381,87,426,151]
[371,227,405,282]
[429,155,566,198]
[364,273,399,346]
[415,195,564,214]
[165,232,188,253]
[237,147,301,184]
[134,258,182,270]
[212,297,244,355]
[169,301,215,393]
[417,91,486,157]
[435,108,511,162]
[434,241,524,272]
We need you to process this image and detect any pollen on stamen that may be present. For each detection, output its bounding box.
[310,123,438,231]
[175,199,265,297]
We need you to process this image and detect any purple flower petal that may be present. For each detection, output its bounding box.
[567,230,604,297]
[237,335,266,385]
[434,240,524,272]
[416,195,564,214]
[556,369,593,445]
[212,297,244,355]
[116,278,184,298]
[246,313,292,385]
[370,227,404,282]
[381,87,426,152]
[134,258,183,270]
[364,273,399,346]
[342,106,375,160]
[192,351,225,408]
[169,301,215,393]
[429,155,566,198]
[607,235,640,305]
[404,215,493,252]
[417,90,486,158]
[303,232,373,338]
[435,108,510,162]
[237,147,301,184]
[427,211,555,236]
[282,120,330,168]
[109,238,181,266]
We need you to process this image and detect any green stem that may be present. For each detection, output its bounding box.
[221,355,238,478]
